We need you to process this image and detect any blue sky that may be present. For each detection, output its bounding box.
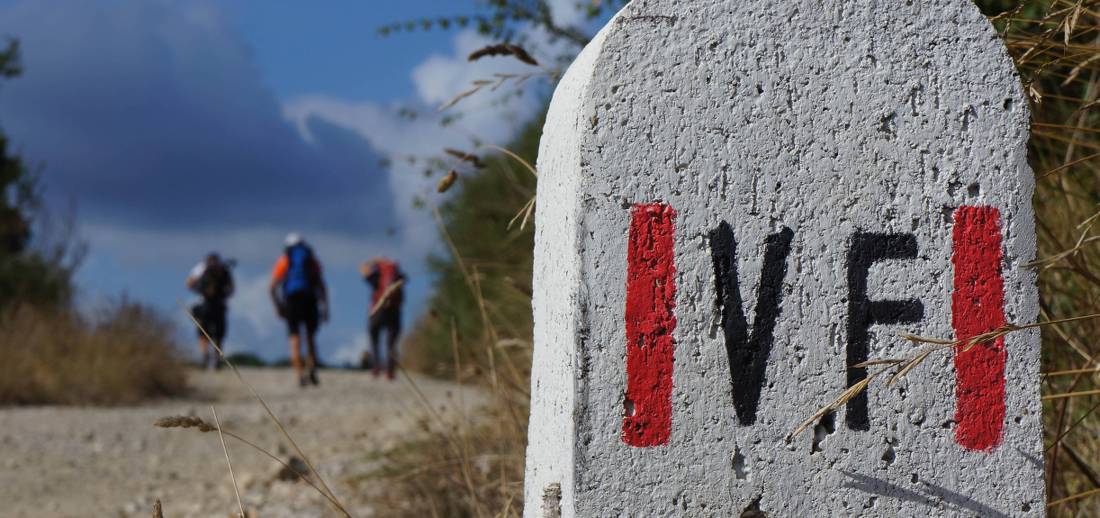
[0,0,593,365]
[224,2,458,102]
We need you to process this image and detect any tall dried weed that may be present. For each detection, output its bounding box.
[1000,0,1100,512]
[379,1,1100,515]
[0,301,188,406]
[792,1,1100,514]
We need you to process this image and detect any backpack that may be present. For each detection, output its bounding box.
[370,260,404,308]
[199,263,232,302]
[283,244,317,296]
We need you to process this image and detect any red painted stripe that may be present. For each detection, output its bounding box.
[623,203,677,447]
[952,206,1007,451]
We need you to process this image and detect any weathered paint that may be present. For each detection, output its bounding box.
[952,206,1008,452]
[623,203,677,447]
[524,0,1042,515]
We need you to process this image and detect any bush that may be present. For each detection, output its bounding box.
[365,401,527,517]
[402,118,540,381]
[389,2,1100,515]
[0,300,189,406]
[225,351,267,367]
[374,116,542,518]
[0,41,80,312]
[0,252,74,310]
[974,2,1100,513]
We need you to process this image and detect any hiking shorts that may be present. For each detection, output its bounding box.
[193,301,227,342]
[284,292,319,336]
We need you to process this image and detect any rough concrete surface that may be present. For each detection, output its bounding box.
[525,1,1041,516]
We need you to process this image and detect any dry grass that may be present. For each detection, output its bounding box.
[358,137,537,516]
[153,412,343,514]
[141,3,1100,516]
[953,3,1100,514]
[392,2,1100,515]
[790,313,1100,440]
[165,308,354,517]
[211,405,247,518]
[363,214,532,515]
[355,361,529,518]
[0,301,188,406]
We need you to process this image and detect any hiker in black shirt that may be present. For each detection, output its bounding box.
[186,253,234,369]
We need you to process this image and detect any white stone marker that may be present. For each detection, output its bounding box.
[525,0,1042,516]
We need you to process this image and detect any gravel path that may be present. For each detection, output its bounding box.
[0,368,483,517]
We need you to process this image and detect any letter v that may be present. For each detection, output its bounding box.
[708,223,794,426]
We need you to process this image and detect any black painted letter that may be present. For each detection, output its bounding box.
[846,233,925,431]
[709,223,794,425]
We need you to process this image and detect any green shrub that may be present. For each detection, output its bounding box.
[402,117,541,383]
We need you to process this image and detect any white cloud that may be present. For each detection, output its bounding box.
[411,30,538,106]
[280,29,561,289]
[28,3,593,363]
[330,331,368,368]
[233,272,278,341]
[285,30,551,156]
[547,0,587,28]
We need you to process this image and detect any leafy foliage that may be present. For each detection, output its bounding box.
[370,114,541,518]
[0,39,78,310]
[403,117,540,382]
[378,0,630,50]
[0,40,30,256]
[224,352,269,368]
[396,0,1100,514]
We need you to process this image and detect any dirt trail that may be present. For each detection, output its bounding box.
[0,368,483,517]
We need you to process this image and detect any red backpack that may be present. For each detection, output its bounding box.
[371,260,404,307]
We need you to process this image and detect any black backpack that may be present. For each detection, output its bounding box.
[199,263,232,302]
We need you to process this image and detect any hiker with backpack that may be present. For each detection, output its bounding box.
[269,233,329,387]
[186,252,235,369]
[360,257,406,379]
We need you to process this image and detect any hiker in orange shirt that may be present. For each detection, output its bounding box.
[360,257,406,379]
[270,233,329,387]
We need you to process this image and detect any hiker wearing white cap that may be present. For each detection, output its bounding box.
[269,233,329,387]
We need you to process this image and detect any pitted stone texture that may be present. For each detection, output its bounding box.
[524,1,1041,516]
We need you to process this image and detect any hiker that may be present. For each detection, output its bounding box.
[360,257,406,379]
[186,253,235,369]
[270,233,329,387]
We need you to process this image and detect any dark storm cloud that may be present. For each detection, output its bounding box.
[0,0,394,237]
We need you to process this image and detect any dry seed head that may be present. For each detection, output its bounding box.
[467,43,539,67]
[154,415,216,432]
[437,170,459,193]
[444,148,486,168]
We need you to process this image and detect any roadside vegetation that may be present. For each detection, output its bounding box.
[359,6,599,511]
[0,301,188,406]
[401,118,539,381]
[8,0,1100,514]
[988,0,1100,513]
[360,117,540,518]
[377,1,1100,516]
[0,40,189,407]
